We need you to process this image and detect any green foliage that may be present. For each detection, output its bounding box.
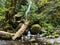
[37,0,48,6]
[0,0,7,21]
[57,25,60,28]
[41,22,54,31]
[29,13,39,25]
[0,0,6,7]
[19,0,38,18]
[0,0,60,38]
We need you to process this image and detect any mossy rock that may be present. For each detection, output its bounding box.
[46,41,51,45]
[52,33,59,38]
[30,24,41,34]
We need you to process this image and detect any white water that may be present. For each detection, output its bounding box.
[25,0,32,19]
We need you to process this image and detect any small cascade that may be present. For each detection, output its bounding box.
[21,35,24,42]
[27,31,31,39]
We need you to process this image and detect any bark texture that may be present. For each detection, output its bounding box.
[0,31,15,36]
[12,19,30,40]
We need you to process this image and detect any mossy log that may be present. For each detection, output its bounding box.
[12,19,30,40]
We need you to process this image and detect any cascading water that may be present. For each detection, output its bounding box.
[25,0,32,19]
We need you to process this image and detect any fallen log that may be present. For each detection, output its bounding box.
[0,31,15,39]
[12,19,30,40]
[0,31,15,36]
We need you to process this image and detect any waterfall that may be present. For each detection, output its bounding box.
[25,0,32,19]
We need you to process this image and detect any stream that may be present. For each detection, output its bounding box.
[0,37,60,45]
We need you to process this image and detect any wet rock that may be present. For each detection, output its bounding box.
[44,37,60,45]
[29,36,36,42]
[46,41,52,45]
[54,41,60,45]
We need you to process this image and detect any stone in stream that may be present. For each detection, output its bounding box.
[45,37,60,45]
[29,36,36,42]
[54,41,60,45]
[35,43,38,45]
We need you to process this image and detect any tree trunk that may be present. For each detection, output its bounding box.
[12,19,30,40]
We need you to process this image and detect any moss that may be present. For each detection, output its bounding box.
[48,35,55,38]
[52,33,59,38]
[55,34,59,38]
[46,41,51,45]
[54,41,59,45]
[2,34,12,39]
[30,24,41,34]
